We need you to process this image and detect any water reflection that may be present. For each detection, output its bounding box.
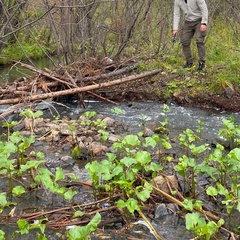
[0,57,58,84]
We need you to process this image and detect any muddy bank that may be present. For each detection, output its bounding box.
[98,71,240,113]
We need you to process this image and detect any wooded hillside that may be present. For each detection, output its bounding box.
[0,0,239,65]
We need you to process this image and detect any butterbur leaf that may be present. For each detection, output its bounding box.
[36,232,47,240]
[17,219,29,234]
[112,165,123,176]
[126,198,140,214]
[206,186,218,198]
[122,135,140,147]
[145,162,163,172]
[185,212,201,230]
[144,137,157,148]
[162,139,172,149]
[117,199,126,208]
[182,199,193,211]
[120,157,137,167]
[135,151,151,164]
[136,182,152,202]
[55,167,65,182]
[64,189,77,201]
[0,230,5,240]
[194,200,203,211]
[12,186,25,196]
[216,183,228,196]
[20,160,45,172]
[0,193,8,207]
[67,212,101,240]
[73,210,85,219]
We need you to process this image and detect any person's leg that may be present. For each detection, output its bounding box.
[181,22,195,65]
[195,21,207,65]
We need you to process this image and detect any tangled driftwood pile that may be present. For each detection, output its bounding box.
[0,59,161,108]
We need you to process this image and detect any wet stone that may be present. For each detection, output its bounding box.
[108,133,121,143]
[102,116,115,126]
[154,203,169,218]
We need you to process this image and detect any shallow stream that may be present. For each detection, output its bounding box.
[1,100,240,239]
[0,63,240,239]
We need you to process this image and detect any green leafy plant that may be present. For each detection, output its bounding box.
[185,212,224,240]
[219,116,240,149]
[86,133,164,216]
[35,167,77,201]
[175,127,209,197]
[0,192,16,213]
[0,229,5,240]
[67,212,101,240]
[14,218,48,240]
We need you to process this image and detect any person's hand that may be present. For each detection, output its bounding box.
[173,30,178,36]
[200,24,207,32]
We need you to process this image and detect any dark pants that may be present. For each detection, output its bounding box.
[181,20,206,64]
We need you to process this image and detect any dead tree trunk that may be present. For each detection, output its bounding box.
[0,68,161,105]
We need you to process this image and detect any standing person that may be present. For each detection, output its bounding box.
[173,0,208,71]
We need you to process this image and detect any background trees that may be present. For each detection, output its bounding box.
[0,0,239,65]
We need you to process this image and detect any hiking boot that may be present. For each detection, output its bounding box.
[183,62,194,69]
[197,62,205,71]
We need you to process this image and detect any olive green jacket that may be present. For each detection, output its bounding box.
[173,0,208,30]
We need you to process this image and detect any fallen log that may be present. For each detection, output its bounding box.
[19,62,77,88]
[0,68,161,105]
[0,61,139,95]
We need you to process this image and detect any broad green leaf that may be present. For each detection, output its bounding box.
[112,165,123,177]
[126,198,140,214]
[144,137,157,148]
[20,160,45,172]
[17,219,29,234]
[12,186,25,196]
[185,212,201,230]
[216,183,229,196]
[145,162,163,172]
[190,144,207,155]
[36,232,47,240]
[117,199,126,209]
[122,135,140,147]
[3,142,17,153]
[111,107,122,115]
[194,200,203,211]
[0,229,5,240]
[55,167,65,182]
[64,189,77,201]
[135,151,151,165]
[206,186,218,198]
[182,199,193,211]
[36,152,45,159]
[67,212,101,240]
[136,182,152,202]
[162,139,172,149]
[73,210,85,219]
[120,157,137,167]
[0,193,7,207]
[106,152,116,161]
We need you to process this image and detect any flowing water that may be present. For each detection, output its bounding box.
[0,64,240,239]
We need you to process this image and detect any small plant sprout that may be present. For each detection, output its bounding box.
[20,109,43,134]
